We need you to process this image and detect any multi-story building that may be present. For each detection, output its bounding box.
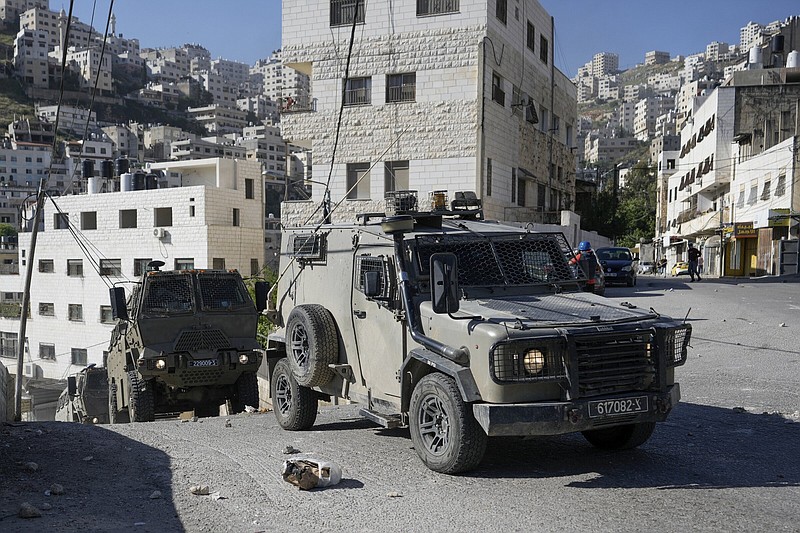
[185,43,211,74]
[740,21,765,52]
[281,0,577,223]
[101,124,139,160]
[211,57,250,88]
[191,70,239,108]
[0,158,264,419]
[143,125,195,162]
[0,0,46,23]
[592,52,619,76]
[169,137,247,161]
[20,6,93,52]
[623,84,649,103]
[187,104,247,135]
[705,41,730,62]
[236,95,280,124]
[645,50,670,65]
[14,28,50,88]
[250,50,312,110]
[583,135,639,165]
[64,47,113,94]
[633,95,673,141]
[648,72,681,94]
[140,47,190,82]
[597,77,619,100]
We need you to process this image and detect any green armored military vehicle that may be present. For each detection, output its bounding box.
[55,364,109,424]
[106,261,267,422]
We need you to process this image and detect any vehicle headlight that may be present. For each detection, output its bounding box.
[523,349,546,375]
[239,353,250,364]
[155,359,166,370]
[622,266,632,271]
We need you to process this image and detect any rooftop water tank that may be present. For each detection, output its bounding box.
[788,50,799,68]
[120,172,134,192]
[101,159,114,178]
[116,158,130,176]
[82,159,95,178]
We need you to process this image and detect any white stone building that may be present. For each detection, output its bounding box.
[64,47,113,94]
[645,50,670,65]
[281,0,577,223]
[0,0,46,23]
[0,158,264,418]
[592,52,619,76]
[187,105,247,135]
[14,28,50,88]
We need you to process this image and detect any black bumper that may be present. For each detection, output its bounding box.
[472,385,680,436]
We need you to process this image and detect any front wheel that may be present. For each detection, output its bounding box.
[409,373,487,474]
[582,421,656,450]
[271,358,317,430]
[127,371,155,423]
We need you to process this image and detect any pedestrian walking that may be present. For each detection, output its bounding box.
[687,242,702,282]
[657,257,668,277]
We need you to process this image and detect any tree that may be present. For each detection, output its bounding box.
[615,162,656,248]
[0,223,17,237]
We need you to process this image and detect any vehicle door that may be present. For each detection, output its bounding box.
[350,249,404,405]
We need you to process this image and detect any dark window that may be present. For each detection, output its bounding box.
[775,174,786,197]
[99,306,114,324]
[154,207,173,226]
[417,0,459,16]
[38,302,54,316]
[68,304,83,322]
[119,209,137,228]
[245,178,254,199]
[38,259,54,273]
[100,259,121,277]
[386,73,416,103]
[518,178,526,207]
[233,208,240,227]
[385,161,409,192]
[251,259,259,276]
[54,213,69,229]
[175,258,194,270]
[0,332,18,358]
[496,0,507,24]
[540,35,549,64]
[67,259,83,277]
[71,348,87,366]
[486,158,493,197]
[80,211,97,230]
[492,72,505,106]
[527,21,535,51]
[344,77,371,106]
[134,258,152,277]
[347,163,371,199]
[39,343,55,360]
[330,0,364,26]
[537,184,546,209]
[511,168,516,203]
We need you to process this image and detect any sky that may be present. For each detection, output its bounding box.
[70,1,798,76]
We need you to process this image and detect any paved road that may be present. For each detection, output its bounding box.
[2,275,798,532]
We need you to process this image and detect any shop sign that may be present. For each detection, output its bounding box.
[732,222,757,238]
[768,209,791,227]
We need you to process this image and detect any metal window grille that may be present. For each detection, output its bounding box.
[355,255,394,301]
[39,343,55,360]
[198,273,249,311]
[414,233,583,287]
[143,275,194,314]
[344,77,371,105]
[67,259,83,277]
[39,302,54,316]
[663,325,690,367]
[290,233,325,260]
[331,0,364,26]
[417,0,458,15]
[575,332,656,398]
[100,259,122,277]
[387,73,416,103]
[68,304,83,321]
[99,305,114,324]
[0,332,17,358]
[71,348,87,366]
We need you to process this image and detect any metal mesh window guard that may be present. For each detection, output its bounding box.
[414,233,584,287]
[355,256,394,301]
[198,273,250,311]
[144,276,194,314]
[417,0,459,16]
[490,339,566,383]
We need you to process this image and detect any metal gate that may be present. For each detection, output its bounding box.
[779,239,799,275]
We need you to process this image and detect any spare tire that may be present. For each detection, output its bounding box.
[285,304,338,387]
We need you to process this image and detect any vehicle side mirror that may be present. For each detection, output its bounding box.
[109,287,128,321]
[363,271,382,298]
[67,376,76,397]
[254,281,269,312]
[430,253,459,314]
[633,254,640,261]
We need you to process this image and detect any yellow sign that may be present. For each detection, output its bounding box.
[768,209,791,227]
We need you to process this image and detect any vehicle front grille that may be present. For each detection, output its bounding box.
[575,332,656,398]
[174,329,230,352]
[178,367,226,386]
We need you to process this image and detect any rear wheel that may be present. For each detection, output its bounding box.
[271,358,317,430]
[409,373,487,474]
[126,371,155,423]
[230,372,259,413]
[582,422,656,450]
[108,381,129,424]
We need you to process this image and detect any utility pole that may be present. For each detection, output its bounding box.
[14,180,46,421]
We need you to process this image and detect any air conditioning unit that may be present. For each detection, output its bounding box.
[24,363,42,379]
[153,227,166,239]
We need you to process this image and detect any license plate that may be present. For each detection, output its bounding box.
[189,359,218,367]
[588,396,648,418]
[607,272,617,277]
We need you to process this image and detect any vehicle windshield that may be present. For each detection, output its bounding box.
[597,249,633,261]
[412,232,585,288]
[142,275,194,315]
[197,273,251,311]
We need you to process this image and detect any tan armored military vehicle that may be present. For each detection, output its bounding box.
[266,191,690,473]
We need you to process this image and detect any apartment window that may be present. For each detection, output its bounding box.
[100,259,122,277]
[736,185,745,209]
[189,205,196,217]
[99,306,114,324]
[330,0,364,26]
[344,77,371,106]
[775,174,786,197]
[0,332,18,358]
[212,258,226,270]
[54,213,69,229]
[385,161,409,193]
[496,0,507,24]
[747,181,758,205]
[71,348,87,366]
[760,180,771,201]
[511,168,517,203]
[119,209,137,228]
[250,259,259,276]
[417,0,458,16]
[67,259,83,277]
[38,302,54,316]
[540,35,549,64]
[39,343,56,360]
[517,178,526,207]
[346,163,371,199]
[245,178,254,199]
[386,73,416,103]
[232,208,240,227]
[38,259,54,273]
[68,304,83,322]
[486,158,493,197]
[175,258,194,270]
[133,258,152,277]
[492,72,505,106]
[80,211,97,230]
[537,184,546,209]
[154,207,173,227]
